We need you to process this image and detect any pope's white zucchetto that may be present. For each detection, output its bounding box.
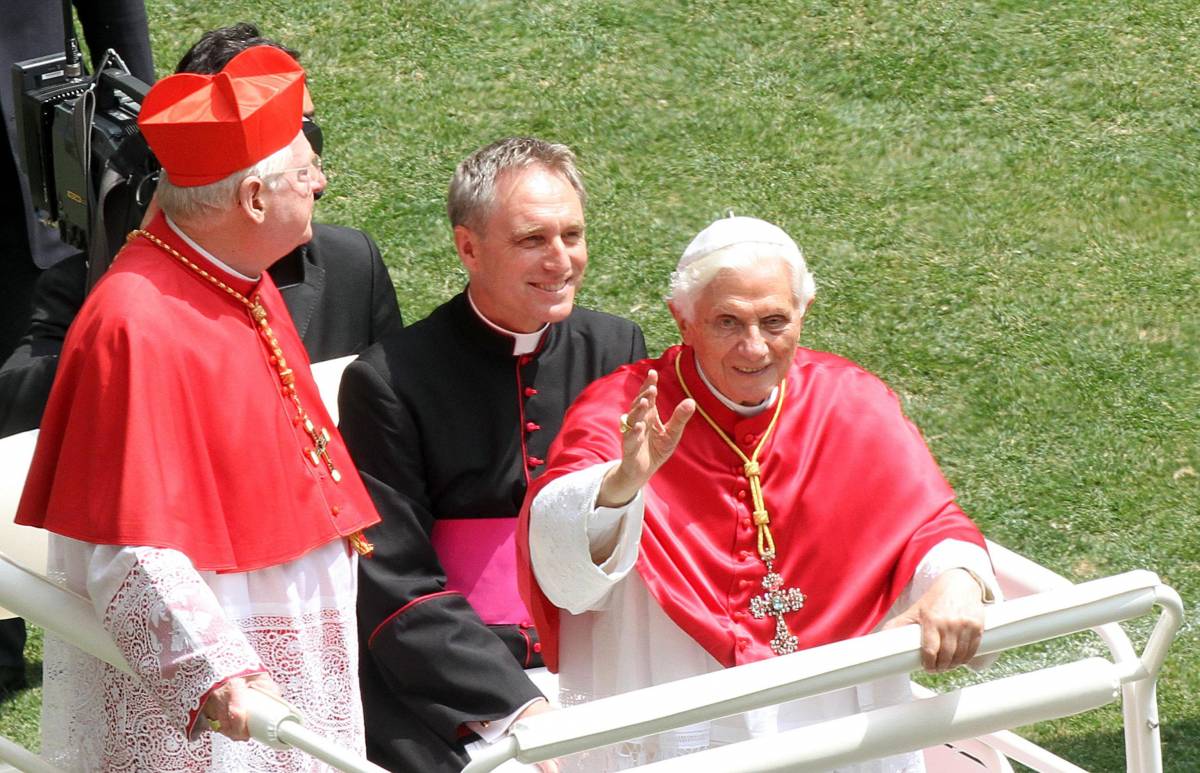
[676,214,803,271]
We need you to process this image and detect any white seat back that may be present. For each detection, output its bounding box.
[0,429,46,618]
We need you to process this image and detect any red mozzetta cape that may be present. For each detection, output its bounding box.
[16,215,379,572]
[518,345,987,671]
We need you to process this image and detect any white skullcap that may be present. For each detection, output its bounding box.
[677,215,802,271]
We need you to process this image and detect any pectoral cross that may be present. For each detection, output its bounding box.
[302,418,342,483]
[749,556,806,656]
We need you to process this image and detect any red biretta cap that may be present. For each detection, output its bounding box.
[138,46,306,187]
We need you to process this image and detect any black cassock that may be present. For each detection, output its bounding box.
[338,291,646,772]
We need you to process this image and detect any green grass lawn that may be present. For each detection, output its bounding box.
[3,1,1196,769]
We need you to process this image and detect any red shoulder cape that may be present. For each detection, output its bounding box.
[518,345,987,671]
[15,216,379,572]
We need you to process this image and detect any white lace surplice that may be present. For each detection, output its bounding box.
[41,535,364,772]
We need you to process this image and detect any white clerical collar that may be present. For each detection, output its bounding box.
[467,290,547,356]
[165,215,258,281]
[694,356,778,416]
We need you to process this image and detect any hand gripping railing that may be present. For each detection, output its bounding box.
[464,570,1183,772]
[0,552,388,773]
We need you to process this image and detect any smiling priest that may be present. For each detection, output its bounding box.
[15,46,379,771]
[519,215,1001,771]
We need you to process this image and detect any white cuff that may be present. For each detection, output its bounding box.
[913,539,1002,606]
[465,697,543,743]
[530,461,643,614]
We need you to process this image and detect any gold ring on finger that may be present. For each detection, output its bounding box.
[208,717,221,732]
[618,413,631,434]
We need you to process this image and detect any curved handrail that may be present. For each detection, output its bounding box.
[986,539,1171,770]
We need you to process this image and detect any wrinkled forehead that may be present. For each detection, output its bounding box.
[693,256,798,311]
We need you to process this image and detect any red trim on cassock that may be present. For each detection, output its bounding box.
[368,590,463,648]
[516,358,533,488]
[518,627,534,668]
[518,345,988,672]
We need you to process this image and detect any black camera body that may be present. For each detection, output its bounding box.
[12,48,157,279]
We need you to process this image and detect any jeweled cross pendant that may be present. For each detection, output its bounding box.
[749,558,805,655]
[303,417,342,483]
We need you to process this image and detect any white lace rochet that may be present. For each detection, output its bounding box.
[41,535,363,772]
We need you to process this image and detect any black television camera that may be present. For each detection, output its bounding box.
[12,8,157,287]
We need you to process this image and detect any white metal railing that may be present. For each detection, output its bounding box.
[2,548,1181,773]
[463,570,1182,772]
[983,540,1163,772]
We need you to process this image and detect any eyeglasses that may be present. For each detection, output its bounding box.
[264,154,325,193]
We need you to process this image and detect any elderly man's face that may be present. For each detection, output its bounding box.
[672,258,803,406]
[455,165,587,333]
[257,132,325,262]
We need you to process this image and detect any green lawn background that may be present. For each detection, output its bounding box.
[3,1,1197,769]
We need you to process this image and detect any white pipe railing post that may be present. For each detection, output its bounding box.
[988,540,1183,773]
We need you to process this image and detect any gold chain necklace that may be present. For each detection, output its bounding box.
[128,229,373,556]
[673,350,804,655]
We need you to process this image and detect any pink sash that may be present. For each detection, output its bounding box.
[430,517,532,625]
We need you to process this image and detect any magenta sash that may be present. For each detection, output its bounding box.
[430,517,532,625]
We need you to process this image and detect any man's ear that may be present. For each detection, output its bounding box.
[668,300,692,344]
[237,177,268,224]
[793,297,814,342]
[453,224,480,275]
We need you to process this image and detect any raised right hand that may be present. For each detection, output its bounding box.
[596,369,694,508]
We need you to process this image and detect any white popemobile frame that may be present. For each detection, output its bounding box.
[0,356,1184,773]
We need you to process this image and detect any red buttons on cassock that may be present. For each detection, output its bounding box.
[518,355,532,366]
[533,642,542,653]
[331,505,341,515]
[739,550,753,561]
[743,433,755,444]
[525,421,541,432]
[524,387,538,397]
[740,517,752,528]
[739,578,753,590]
[520,621,532,629]
[736,638,749,651]
[737,489,747,500]
[527,457,544,468]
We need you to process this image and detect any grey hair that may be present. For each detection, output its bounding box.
[667,246,817,322]
[155,139,296,220]
[447,136,586,229]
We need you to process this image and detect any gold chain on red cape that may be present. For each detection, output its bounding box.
[128,229,373,556]
[673,350,804,655]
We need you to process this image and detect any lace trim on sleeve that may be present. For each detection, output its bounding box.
[101,547,264,732]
